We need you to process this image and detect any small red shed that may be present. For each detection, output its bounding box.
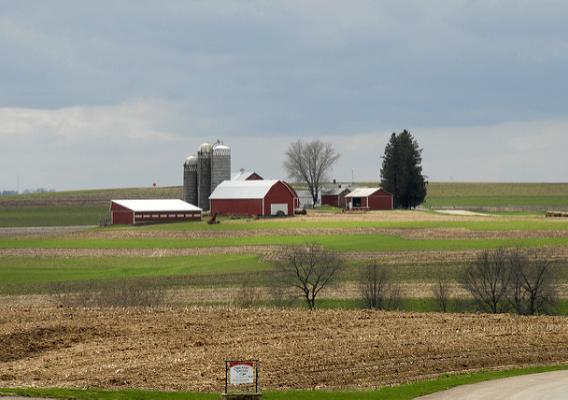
[209,180,299,217]
[345,188,393,210]
[321,187,351,208]
[110,199,202,225]
[231,170,263,181]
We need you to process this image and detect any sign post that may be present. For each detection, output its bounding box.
[222,360,261,400]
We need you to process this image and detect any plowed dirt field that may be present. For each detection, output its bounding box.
[1,306,567,392]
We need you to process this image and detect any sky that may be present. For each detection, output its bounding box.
[1,0,567,191]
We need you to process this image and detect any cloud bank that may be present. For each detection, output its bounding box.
[1,1,567,190]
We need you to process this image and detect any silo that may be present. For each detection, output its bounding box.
[197,142,212,211]
[183,155,198,206]
[211,142,231,194]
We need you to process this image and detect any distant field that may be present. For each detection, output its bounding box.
[0,182,566,226]
[0,207,107,227]
[0,186,181,205]
[0,186,180,226]
[424,182,568,210]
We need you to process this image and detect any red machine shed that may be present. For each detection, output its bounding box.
[210,180,299,217]
[321,187,351,208]
[110,199,202,225]
[345,188,393,210]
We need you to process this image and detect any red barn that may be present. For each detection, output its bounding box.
[210,180,299,217]
[345,188,393,210]
[110,199,202,225]
[321,187,351,208]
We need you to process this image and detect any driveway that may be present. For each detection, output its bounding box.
[415,370,568,399]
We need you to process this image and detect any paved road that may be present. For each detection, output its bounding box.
[415,370,568,400]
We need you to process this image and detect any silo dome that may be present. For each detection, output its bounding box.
[184,155,197,166]
[199,142,212,153]
[212,144,230,151]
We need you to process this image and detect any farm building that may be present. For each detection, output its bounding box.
[231,169,263,181]
[296,190,321,209]
[210,180,299,217]
[321,187,351,208]
[345,187,393,210]
[110,199,202,225]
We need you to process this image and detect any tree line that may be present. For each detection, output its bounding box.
[258,244,558,315]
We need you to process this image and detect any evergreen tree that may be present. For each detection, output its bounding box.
[380,130,427,209]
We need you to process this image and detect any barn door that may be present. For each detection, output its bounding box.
[270,203,288,216]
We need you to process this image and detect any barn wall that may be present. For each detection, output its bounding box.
[323,190,349,208]
[321,195,336,207]
[134,212,201,224]
[264,181,296,216]
[112,211,134,225]
[111,202,134,225]
[211,199,263,216]
[338,193,347,208]
[368,192,393,210]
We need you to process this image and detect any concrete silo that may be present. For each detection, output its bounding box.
[211,142,231,194]
[183,155,198,206]
[197,142,213,210]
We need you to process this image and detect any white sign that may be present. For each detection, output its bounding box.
[229,362,254,385]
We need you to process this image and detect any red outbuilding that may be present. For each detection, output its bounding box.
[231,169,264,181]
[209,180,299,217]
[321,187,351,208]
[110,199,202,225]
[344,187,393,210]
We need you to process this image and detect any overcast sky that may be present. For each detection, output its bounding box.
[1,0,567,191]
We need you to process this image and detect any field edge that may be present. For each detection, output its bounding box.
[2,364,568,400]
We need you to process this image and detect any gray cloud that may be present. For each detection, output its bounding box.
[0,1,567,190]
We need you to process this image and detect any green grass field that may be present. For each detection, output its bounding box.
[0,255,268,289]
[424,182,568,209]
[0,207,108,227]
[2,364,567,400]
[0,186,181,203]
[1,233,566,252]
[139,217,568,232]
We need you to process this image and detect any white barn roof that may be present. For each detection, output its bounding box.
[112,199,202,212]
[345,187,384,198]
[210,180,280,199]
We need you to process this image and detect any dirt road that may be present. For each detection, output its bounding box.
[415,370,568,399]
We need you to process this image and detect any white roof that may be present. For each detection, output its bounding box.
[210,180,280,199]
[112,199,202,212]
[345,187,383,198]
[231,170,258,181]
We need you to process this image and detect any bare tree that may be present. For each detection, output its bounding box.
[274,243,344,310]
[284,139,340,206]
[508,251,557,315]
[433,276,452,312]
[360,261,400,310]
[460,249,511,313]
